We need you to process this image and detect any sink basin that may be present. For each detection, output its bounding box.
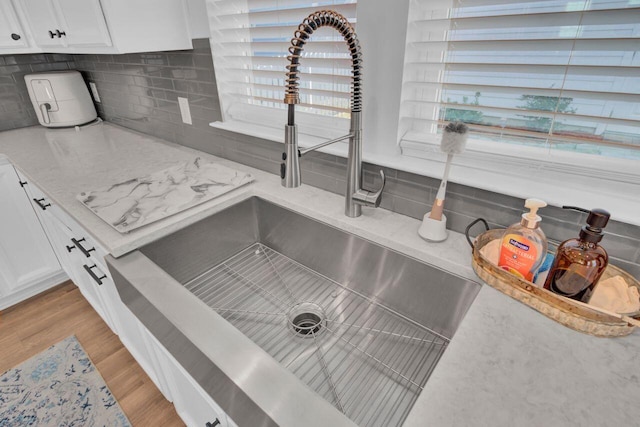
[107,196,480,427]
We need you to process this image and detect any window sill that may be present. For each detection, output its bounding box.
[211,120,640,226]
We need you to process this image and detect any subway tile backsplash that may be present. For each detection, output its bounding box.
[1,39,638,275]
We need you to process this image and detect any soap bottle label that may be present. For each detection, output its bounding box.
[499,234,539,281]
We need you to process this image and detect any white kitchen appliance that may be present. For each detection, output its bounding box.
[24,71,97,128]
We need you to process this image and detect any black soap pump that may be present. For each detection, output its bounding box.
[543,207,610,302]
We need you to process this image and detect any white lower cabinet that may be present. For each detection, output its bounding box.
[147,335,228,427]
[15,171,231,427]
[45,217,117,331]
[0,161,64,310]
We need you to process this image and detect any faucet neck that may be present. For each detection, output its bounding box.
[284,10,362,117]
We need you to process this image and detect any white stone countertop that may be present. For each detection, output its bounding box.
[1,122,638,426]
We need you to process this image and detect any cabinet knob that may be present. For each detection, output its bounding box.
[49,30,55,39]
[11,33,21,41]
[206,420,220,427]
[19,180,27,187]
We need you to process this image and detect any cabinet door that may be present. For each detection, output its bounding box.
[0,0,29,49]
[18,0,64,47]
[0,163,60,298]
[51,0,111,47]
[116,305,168,394]
[46,217,114,326]
[150,341,228,427]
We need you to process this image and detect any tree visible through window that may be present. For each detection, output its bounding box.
[518,95,577,133]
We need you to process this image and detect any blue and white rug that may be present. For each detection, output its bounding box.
[0,335,131,427]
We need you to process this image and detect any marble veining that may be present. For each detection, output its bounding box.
[77,157,253,233]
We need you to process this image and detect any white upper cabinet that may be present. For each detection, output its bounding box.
[4,0,192,54]
[101,0,192,54]
[18,0,63,47]
[20,0,111,48]
[0,0,30,49]
[52,0,111,47]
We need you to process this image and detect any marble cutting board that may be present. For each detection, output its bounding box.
[77,157,253,233]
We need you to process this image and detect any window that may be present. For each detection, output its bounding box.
[206,0,640,223]
[399,0,640,164]
[207,0,357,140]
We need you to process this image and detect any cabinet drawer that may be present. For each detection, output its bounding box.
[16,171,110,271]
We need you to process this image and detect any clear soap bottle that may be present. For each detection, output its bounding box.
[544,207,610,302]
[498,199,548,281]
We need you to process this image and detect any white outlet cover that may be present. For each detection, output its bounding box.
[89,82,101,103]
[178,97,192,125]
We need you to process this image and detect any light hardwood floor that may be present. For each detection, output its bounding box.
[0,280,185,426]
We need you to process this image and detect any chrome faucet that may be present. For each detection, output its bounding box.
[281,10,385,218]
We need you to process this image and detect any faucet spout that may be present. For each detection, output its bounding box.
[281,10,385,218]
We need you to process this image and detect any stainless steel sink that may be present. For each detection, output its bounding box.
[107,196,480,427]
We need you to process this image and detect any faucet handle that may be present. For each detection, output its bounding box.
[353,169,386,208]
[371,169,386,207]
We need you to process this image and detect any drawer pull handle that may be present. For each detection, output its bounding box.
[206,420,220,427]
[83,264,106,286]
[48,29,66,38]
[71,237,95,257]
[33,198,51,210]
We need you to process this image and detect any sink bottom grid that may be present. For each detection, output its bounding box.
[184,243,448,427]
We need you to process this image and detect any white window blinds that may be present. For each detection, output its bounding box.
[207,0,357,139]
[399,0,640,160]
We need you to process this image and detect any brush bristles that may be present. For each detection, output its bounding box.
[441,122,469,154]
[444,121,468,134]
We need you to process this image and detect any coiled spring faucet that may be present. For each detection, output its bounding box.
[281,10,385,218]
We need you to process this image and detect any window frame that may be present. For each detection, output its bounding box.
[206,0,640,226]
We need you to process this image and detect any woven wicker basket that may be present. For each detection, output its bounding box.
[469,226,639,338]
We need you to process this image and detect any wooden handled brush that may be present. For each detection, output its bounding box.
[429,122,468,221]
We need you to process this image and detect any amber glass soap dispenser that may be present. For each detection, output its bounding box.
[544,207,610,302]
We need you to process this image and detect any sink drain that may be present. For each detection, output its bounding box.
[288,302,327,337]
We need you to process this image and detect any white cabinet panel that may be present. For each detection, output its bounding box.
[102,0,192,53]
[4,0,192,54]
[116,305,168,393]
[0,162,62,307]
[51,0,111,47]
[47,219,110,319]
[148,337,228,427]
[20,0,110,48]
[18,0,64,47]
[0,0,29,49]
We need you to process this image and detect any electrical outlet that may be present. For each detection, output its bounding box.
[89,82,101,103]
[178,97,192,125]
